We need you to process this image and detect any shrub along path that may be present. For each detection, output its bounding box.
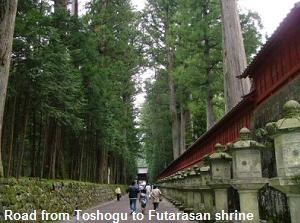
[63,195,196,223]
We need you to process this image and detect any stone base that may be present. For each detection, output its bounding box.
[179,205,186,211]
[203,191,214,210]
[214,188,229,212]
[174,201,182,206]
[231,178,268,191]
[183,207,194,213]
[287,194,300,223]
[269,177,300,194]
[231,180,267,223]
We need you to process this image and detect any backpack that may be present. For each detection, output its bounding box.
[140,193,147,205]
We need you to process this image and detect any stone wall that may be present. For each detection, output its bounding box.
[0,178,126,221]
[252,74,300,129]
[251,75,300,222]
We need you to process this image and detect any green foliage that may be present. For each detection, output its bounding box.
[83,0,142,179]
[140,0,185,179]
[172,0,224,132]
[240,10,263,60]
[3,0,142,183]
[140,0,263,179]
[2,0,263,183]
[140,72,173,181]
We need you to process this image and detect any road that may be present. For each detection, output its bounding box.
[62,195,196,223]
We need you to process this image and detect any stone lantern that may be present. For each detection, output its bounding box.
[230,128,265,179]
[189,165,204,211]
[179,170,190,211]
[207,143,232,212]
[183,167,198,213]
[166,174,173,203]
[170,174,180,206]
[229,127,267,223]
[209,143,232,180]
[185,168,192,186]
[162,176,169,197]
[171,171,180,205]
[169,174,177,201]
[199,165,211,185]
[266,100,300,223]
[198,165,214,210]
[173,172,179,187]
[188,166,198,187]
[173,172,183,207]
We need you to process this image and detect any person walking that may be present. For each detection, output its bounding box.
[127,181,140,214]
[150,185,161,212]
[145,183,152,199]
[115,186,122,201]
[139,188,148,215]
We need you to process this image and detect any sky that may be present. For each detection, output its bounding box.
[78,0,299,41]
[131,0,299,37]
[78,0,300,108]
[238,0,299,36]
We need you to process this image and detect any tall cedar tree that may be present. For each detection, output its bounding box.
[0,0,18,177]
[220,0,251,111]
[141,0,262,178]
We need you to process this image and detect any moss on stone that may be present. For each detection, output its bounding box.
[0,178,126,222]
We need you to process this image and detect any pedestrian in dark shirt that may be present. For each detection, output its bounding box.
[127,181,140,214]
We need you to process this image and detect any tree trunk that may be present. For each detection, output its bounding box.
[102,147,108,183]
[40,118,49,179]
[202,0,217,130]
[54,0,68,11]
[69,136,77,179]
[180,106,189,155]
[122,161,126,184]
[30,109,37,177]
[98,146,106,183]
[85,145,90,181]
[7,95,16,177]
[206,84,216,129]
[93,149,97,182]
[113,156,117,184]
[57,126,65,179]
[72,0,78,16]
[220,0,250,111]
[79,135,84,181]
[37,112,42,177]
[167,50,180,160]
[16,105,29,178]
[164,5,181,160]
[50,123,61,179]
[46,119,56,179]
[0,0,18,177]
[118,157,121,184]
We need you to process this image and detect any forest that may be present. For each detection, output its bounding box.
[139,0,262,181]
[0,0,263,183]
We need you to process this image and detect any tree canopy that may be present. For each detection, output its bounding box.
[1,0,142,183]
[140,0,262,180]
[0,0,263,183]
